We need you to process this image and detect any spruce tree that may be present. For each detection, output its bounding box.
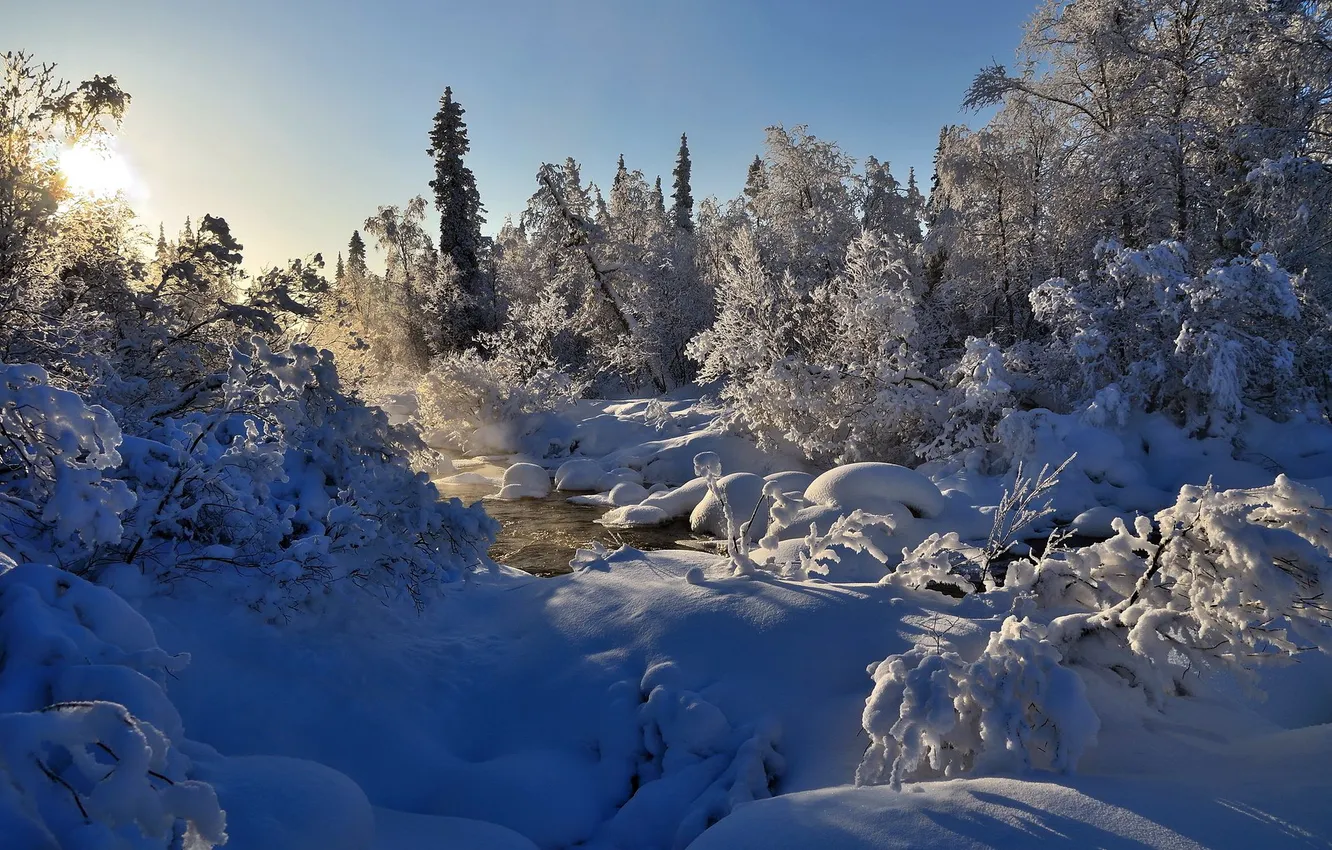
[348,230,367,277]
[671,133,694,233]
[335,252,345,284]
[743,155,766,215]
[651,177,666,218]
[613,154,628,193]
[427,86,487,346]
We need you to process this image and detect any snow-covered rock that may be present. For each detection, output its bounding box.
[608,481,651,506]
[690,472,769,540]
[597,466,644,491]
[600,504,673,528]
[640,477,710,518]
[554,458,605,492]
[803,462,946,519]
[495,463,552,500]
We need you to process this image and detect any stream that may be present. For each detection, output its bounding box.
[435,461,709,575]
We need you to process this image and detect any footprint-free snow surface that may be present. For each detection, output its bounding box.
[141,545,1332,849]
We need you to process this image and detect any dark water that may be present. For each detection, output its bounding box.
[440,484,707,576]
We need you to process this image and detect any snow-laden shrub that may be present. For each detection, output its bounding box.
[416,348,583,452]
[790,510,896,581]
[1010,474,1332,702]
[757,479,801,551]
[918,336,1015,461]
[857,616,1099,790]
[864,472,1332,786]
[2,338,497,618]
[890,457,1069,595]
[591,661,784,850]
[1030,240,1313,435]
[0,561,226,848]
[103,339,497,616]
[0,362,135,564]
[889,532,984,597]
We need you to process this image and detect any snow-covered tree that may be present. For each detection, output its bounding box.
[1029,240,1315,434]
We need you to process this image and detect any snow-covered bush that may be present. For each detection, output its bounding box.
[866,472,1332,787]
[102,339,498,616]
[889,532,984,598]
[693,452,757,575]
[918,336,1015,461]
[590,662,784,850]
[0,561,226,848]
[857,616,1099,790]
[0,362,135,564]
[790,510,896,582]
[1030,240,1314,435]
[416,348,583,451]
[1011,474,1332,701]
[890,457,1068,595]
[2,336,497,619]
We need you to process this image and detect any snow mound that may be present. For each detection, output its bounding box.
[439,471,501,487]
[690,472,768,540]
[373,807,540,850]
[764,470,814,495]
[640,478,709,518]
[194,753,374,850]
[607,481,650,506]
[554,458,605,492]
[600,504,672,528]
[803,462,945,519]
[494,463,551,500]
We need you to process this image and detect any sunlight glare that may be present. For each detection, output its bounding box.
[58,139,138,199]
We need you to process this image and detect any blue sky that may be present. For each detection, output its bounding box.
[11,0,1036,270]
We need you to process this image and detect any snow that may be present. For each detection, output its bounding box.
[192,753,375,850]
[554,457,606,491]
[600,504,672,528]
[494,462,552,500]
[690,769,1332,849]
[8,376,1332,848]
[373,807,539,850]
[133,542,1332,848]
[690,472,768,540]
[802,462,946,519]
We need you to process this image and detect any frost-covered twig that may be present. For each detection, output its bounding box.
[981,454,1075,583]
[693,451,757,575]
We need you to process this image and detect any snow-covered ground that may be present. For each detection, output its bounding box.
[7,389,1332,847]
[141,544,1332,848]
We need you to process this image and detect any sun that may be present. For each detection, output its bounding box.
[57,138,137,199]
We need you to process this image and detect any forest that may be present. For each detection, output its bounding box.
[4,1,1332,847]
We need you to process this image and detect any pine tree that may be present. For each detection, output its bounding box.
[348,230,367,276]
[672,133,694,233]
[427,86,488,347]
[335,252,345,284]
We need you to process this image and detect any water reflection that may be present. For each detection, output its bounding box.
[438,483,705,576]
